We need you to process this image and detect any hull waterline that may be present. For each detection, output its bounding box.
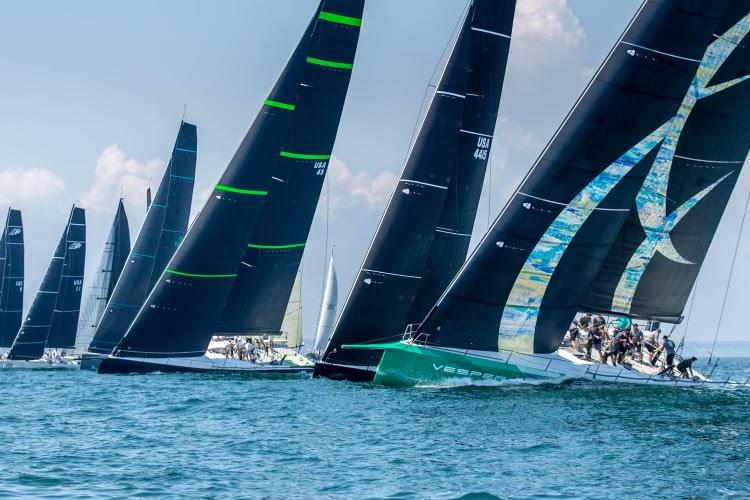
[97,355,314,375]
[1,359,79,370]
[312,360,376,383]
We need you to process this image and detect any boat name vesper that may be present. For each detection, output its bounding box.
[432,363,505,380]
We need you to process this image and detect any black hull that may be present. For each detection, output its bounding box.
[79,353,105,371]
[97,356,313,375]
[312,361,376,383]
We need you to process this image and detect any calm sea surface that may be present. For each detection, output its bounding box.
[1,358,748,499]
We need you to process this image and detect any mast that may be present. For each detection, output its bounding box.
[86,122,197,355]
[45,206,86,350]
[313,252,337,353]
[412,1,750,356]
[322,0,515,368]
[75,200,130,352]
[0,209,23,348]
[111,0,365,360]
[8,206,76,360]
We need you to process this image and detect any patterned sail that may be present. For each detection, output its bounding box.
[0,209,23,348]
[111,0,364,359]
[86,122,196,354]
[413,1,750,355]
[75,200,130,352]
[581,2,750,322]
[8,206,80,359]
[321,0,515,371]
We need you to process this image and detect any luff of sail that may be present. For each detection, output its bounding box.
[411,1,740,356]
[0,209,23,348]
[322,0,515,372]
[86,122,196,355]
[313,253,337,353]
[45,207,86,350]
[75,200,130,352]
[8,206,77,360]
[109,0,364,361]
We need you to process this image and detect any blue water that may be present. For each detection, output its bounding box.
[1,359,748,499]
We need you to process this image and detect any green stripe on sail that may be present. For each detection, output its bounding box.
[319,11,362,27]
[247,243,306,250]
[279,151,331,160]
[166,269,237,279]
[215,184,268,196]
[306,57,353,70]
[264,99,295,111]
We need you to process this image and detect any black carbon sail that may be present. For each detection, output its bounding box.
[216,2,364,336]
[46,207,86,349]
[8,206,78,360]
[76,200,130,351]
[110,0,364,360]
[86,122,197,355]
[0,209,24,348]
[412,0,750,356]
[321,0,515,370]
[581,2,750,324]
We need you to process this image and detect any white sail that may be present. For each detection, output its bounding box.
[281,267,303,349]
[313,254,338,353]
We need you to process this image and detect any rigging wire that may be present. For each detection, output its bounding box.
[710,185,750,363]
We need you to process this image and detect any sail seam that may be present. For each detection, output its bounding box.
[264,99,296,111]
[362,269,421,279]
[620,41,701,63]
[400,179,448,190]
[175,147,196,154]
[319,11,362,27]
[165,269,238,279]
[306,57,353,70]
[215,184,268,196]
[279,151,332,160]
[247,243,306,250]
[471,27,510,39]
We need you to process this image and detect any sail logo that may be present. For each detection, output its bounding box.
[8,228,21,236]
[68,242,82,250]
[498,13,750,354]
[432,363,505,381]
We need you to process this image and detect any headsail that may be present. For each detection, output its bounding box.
[86,122,197,355]
[313,252,337,353]
[0,209,23,348]
[75,200,130,352]
[280,267,303,350]
[112,0,364,359]
[8,206,78,360]
[413,1,750,355]
[322,0,515,367]
[581,2,750,323]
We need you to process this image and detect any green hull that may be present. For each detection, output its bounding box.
[358,342,532,386]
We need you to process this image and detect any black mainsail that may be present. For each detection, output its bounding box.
[320,0,515,374]
[8,206,81,360]
[216,3,363,336]
[105,0,364,365]
[0,209,24,348]
[45,207,86,349]
[86,122,197,355]
[76,199,130,351]
[408,0,750,356]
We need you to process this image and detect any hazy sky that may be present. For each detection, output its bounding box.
[1,0,748,347]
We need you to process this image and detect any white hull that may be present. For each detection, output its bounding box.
[1,359,80,370]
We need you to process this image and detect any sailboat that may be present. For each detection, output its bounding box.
[340,0,750,387]
[3,206,85,369]
[0,209,24,353]
[74,199,130,353]
[315,0,516,381]
[81,121,196,370]
[95,0,364,374]
[310,251,337,358]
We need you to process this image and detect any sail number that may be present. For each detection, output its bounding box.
[314,161,327,176]
[73,279,82,292]
[473,136,491,160]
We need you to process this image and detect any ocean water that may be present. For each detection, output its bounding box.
[1,359,748,499]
